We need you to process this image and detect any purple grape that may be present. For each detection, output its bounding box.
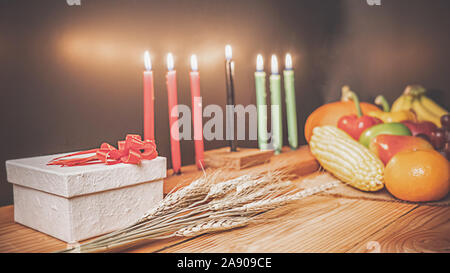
[430,128,445,149]
[441,114,450,130]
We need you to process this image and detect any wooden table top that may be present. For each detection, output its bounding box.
[1,147,449,253]
[1,192,449,253]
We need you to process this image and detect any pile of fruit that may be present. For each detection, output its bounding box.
[306,85,449,202]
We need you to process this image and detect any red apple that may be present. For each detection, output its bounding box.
[369,135,434,165]
[401,120,437,139]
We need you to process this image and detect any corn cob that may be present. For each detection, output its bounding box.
[309,126,384,192]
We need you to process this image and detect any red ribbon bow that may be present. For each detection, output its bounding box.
[48,135,158,167]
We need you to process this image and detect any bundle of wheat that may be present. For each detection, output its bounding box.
[62,171,338,253]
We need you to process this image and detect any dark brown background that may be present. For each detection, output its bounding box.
[1,0,449,206]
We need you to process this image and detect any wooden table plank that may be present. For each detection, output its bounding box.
[1,159,449,253]
[158,196,418,253]
[0,206,66,253]
[347,205,450,253]
[2,195,449,253]
[0,204,193,253]
[2,144,448,253]
[0,146,318,253]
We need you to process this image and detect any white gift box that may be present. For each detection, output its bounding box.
[5,153,166,243]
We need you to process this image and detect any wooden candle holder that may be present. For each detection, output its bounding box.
[203,147,274,170]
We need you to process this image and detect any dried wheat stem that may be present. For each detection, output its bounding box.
[205,175,252,199]
[62,171,338,253]
[175,217,250,237]
[235,171,285,193]
[85,205,211,248]
[137,176,212,222]
[228,181,339,214]
[209,181,294,211]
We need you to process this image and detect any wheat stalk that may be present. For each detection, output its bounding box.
[61,171,337,253]
[175,217,250,237]
[209,181,294,211]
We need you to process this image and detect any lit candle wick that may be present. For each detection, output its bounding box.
[256,54,264,72]
[225,45,232,60]
[285,53,292,70]
[271,55,279,75]
[167,53,174,71]
[144,51,152,71]
[190,54,198,72]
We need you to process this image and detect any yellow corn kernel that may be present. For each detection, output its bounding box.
[309,126,384,192]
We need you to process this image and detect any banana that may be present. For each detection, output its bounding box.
[389,85,447,126]
[402,95,414,111]
[391,95,405,112]
[419,95,448,117]
[392,94,414,112]
[411,98,442,127]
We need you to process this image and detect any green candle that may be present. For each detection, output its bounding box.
[283,54,298,149]
[270,55,282,154]
[254,54,268,150]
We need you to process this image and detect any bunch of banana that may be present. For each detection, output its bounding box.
[392,85,448,127]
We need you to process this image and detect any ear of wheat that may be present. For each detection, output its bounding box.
[62,172,337,253]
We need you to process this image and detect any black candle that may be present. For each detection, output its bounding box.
[225,45,237,152]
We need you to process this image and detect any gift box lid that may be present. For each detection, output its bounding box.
[6,152,167,198]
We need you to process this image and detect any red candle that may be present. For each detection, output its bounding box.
[166,53,181,174]
[189,55,204,169]
[143,51,155,141]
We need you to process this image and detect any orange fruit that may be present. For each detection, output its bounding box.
[385,150,449,202]
[304,101,380,142]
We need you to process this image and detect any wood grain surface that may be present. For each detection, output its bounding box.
[158,197,418,253]
[1,194,448,253]
[1,146,449,253]
[0,205,65,253]
[347,205,450,253]
[203,147,274,170]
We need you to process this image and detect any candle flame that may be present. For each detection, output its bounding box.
[256,54,264,71]
[225,45,232,60]
[271,55,278,74]
[190,54,198,71]
[285,53,292,70]
[167,53,174,71]
[144,51,152,71]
